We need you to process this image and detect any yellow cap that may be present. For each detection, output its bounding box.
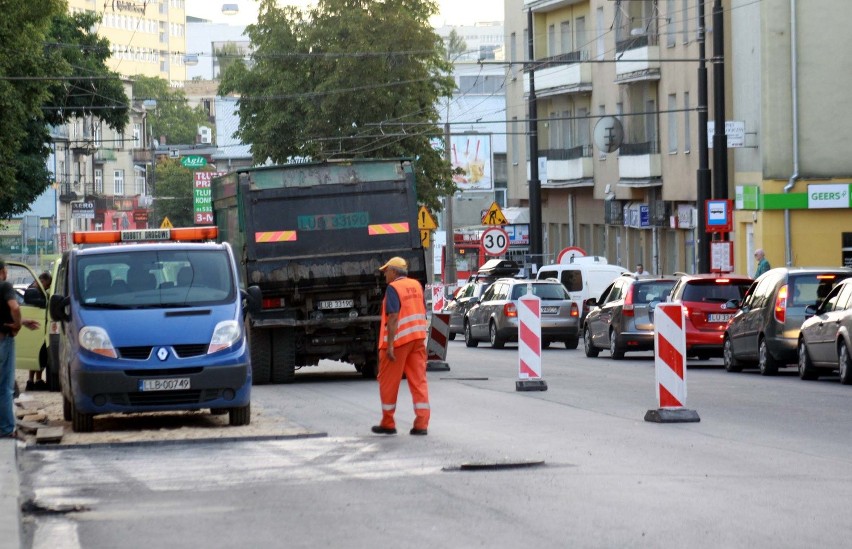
[379,257,408,271]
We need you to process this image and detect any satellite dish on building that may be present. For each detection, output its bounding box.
[593,116,624,153]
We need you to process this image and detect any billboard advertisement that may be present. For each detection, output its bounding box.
[449,134,492,191]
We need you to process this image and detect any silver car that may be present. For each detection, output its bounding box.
[797,277,852,384]
[463,278,581,349]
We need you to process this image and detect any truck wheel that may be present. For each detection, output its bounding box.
[270,328,296,384]
[229,404,251,426]
[361,355,379,379]
[71,402,94,433]
[245,317,271,385]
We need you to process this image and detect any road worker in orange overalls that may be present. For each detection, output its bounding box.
[372,257,430,436]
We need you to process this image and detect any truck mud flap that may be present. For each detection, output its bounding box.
[246,316,272,385]
[270,328,296,384]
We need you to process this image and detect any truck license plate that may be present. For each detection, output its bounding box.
[138,378,191,391]
[318,299,354,309]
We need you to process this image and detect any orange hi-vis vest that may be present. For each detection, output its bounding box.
[379,277,428,349]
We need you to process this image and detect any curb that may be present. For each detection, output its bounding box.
[0,439,21,549]
[20,431,328,452]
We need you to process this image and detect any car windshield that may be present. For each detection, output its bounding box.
[511,283,569,301]
[76,249,234,308]
[682,280,750,303]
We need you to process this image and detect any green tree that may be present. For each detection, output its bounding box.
[214,42,244,78]
[0,5,129,216]
[219,0,456,212]
[445,29,467,61]
[152,158,195,227]
[133,76,209,145]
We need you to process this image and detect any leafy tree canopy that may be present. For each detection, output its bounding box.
[219,0,456,212]
[0,4,129,217]
[133,76,210,145]
[152,158,195,228]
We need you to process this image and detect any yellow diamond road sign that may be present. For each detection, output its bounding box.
[482,202,508,225]
[160,216,174,229]
[417,206,437,230]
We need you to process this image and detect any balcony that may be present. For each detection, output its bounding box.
[524,0,588,11]
[524,50,592,97]
[615,35,660,82]
[94,149,117,163]
[69,138,96,155]
[541,145,594,186]
[618,141,661,179]
[133,149,153,164]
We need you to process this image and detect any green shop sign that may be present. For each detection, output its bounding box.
[736,183,852,210]
[181,155,208,169]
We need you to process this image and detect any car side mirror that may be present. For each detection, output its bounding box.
[48,294,70,323]
[586,297,598,308]
[724,299,741,311]
[23,287,46,308]
[468,296,480,305]
[804,304,818,318]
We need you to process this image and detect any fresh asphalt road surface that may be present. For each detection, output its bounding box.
[18,341,852,548]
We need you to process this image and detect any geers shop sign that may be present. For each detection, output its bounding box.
[808,184,850,209]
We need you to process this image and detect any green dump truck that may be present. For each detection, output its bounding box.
[212,159,427,383]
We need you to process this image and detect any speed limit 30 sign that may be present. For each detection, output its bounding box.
[481,227,510,256]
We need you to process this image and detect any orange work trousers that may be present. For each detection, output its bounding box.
[377,339,430,431]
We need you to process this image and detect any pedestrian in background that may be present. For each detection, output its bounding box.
[372,257,430,436]
[25,271,52,391]
[1,259,41,438]
[754,249,771,277]
[634,263,649,277]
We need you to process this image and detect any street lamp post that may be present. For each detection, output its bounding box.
[696,0,711,273]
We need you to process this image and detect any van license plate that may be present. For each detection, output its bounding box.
[708,313,733,323]
[318,299,354,309]
[138,378,190,391]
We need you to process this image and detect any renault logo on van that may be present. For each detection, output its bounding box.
[157,347,169,361]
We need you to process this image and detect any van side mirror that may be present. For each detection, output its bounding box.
[49,294,70,322]
[23,287,46,308]
[243,285,263,315]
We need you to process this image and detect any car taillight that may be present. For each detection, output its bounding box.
[570,302,579,317]
[774,284,787,323]
[504,303,517,318]
[623,286,635,316]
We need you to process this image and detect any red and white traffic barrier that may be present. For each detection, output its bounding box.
[426,313,451,371]
[516,292,547,391]
[645,303,699,422]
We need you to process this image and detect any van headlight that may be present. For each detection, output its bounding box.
[79,326,117,358]
[208,320,241,354]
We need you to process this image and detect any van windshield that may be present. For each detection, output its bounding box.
[76,249,235,308]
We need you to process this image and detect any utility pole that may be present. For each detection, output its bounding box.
[696,0,711,273]
[527,8,543,272]
[443,121,456,287]
[712,0,728,202]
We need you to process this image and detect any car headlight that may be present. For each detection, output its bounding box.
[208,320,241,354]
[79,326,117,358]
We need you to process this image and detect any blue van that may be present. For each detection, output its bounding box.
[49,228,255,432]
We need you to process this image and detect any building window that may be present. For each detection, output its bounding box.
[596,7,605,60]
[683,92,691,153]
[511,117,518,165]
[560,21,571,54]
[133,123,142,147]
[598,105,607,159]
[548,24,556,56]
[666,0,676,47]
[682,0,690,43]
[575,17,586,55]
[114,169,124,196]
[523,29,528,61]
[668,93,678,153]
[95,169,103,194]
[510,32,517,79]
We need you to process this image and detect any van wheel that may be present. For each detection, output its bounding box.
[71,402,93,433]
[270,328,296,384]
[464,321,478,348]
[839,343,852,385]
[609,329,624,360]
[229,404,251,426]
[797,340,819,380]
[489,321,505,349]
[584,327,599,358]
[245,317,271,385]
[758,337,779,375]
[723,337,742,372]
[564,336,579,350]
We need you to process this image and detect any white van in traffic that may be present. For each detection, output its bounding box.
[536,257,630,322]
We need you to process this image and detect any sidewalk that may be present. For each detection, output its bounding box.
[0,438,21,549]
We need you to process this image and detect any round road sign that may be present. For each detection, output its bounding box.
[557,246,587,264]
[481,227,510,256]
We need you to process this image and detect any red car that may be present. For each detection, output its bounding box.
[668,274,753,359]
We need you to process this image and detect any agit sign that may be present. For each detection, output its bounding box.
[808,184,849,209]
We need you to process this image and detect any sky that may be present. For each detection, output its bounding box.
[186,1,503,27]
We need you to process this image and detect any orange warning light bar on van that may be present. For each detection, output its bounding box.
[73,226,218,244]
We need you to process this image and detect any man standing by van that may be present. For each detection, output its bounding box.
[1,259,41,438]
[372,257,430,436]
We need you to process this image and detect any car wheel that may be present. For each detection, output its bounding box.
[723,337,742,372]
[609,329,624,360]
[70,401,93,433]
[839,343,852,385]
[797,340,819,380]
[464,321,478,348]
[489,321,505,349]
[758,337,778,376]
[584,327,599,358]
[229,404,251,426]
[564,336,579,350]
